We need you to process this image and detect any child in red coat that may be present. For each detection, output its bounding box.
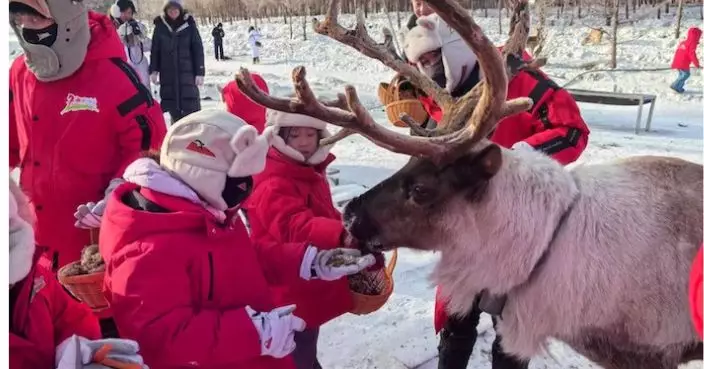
[9,179,145,369]
[246,111,376,369]
[671,27,701,93]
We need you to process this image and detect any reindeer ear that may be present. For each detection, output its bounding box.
[450,144,503,188]
[475,144,502,177]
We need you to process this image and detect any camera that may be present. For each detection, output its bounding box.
[127,20,141,36]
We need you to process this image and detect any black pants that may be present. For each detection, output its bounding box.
[438,298,529,369]
[252,56,260,64]
[292,328,322,369]
[214,41,224,60]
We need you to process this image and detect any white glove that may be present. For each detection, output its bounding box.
[74,201,105,229]
[74,179,125,229]
[300,246,376,281]
[56,335,147,369]
[245,304,306,359]
[195,76,204,86]
[511,141,534,152]
[150,72,159,85]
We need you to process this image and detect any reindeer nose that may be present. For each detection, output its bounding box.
[343,197,380,244]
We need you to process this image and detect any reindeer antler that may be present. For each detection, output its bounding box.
[236,0,534,164]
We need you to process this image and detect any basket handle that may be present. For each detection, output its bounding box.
[89,228,98,245]
[385,249,398,276]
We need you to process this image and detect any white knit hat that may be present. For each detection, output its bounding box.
[9,180,35,285]
[266,110,334,165]
[160,109,277,211]
[402,14,478,93]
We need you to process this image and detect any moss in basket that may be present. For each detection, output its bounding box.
[60,244,105,277]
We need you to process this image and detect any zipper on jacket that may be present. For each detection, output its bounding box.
[207,252,214,301]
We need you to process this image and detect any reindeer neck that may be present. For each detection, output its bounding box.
[432,149,579,317]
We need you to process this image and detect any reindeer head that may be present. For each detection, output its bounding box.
[344,144,502,252]
[235,0,540,252]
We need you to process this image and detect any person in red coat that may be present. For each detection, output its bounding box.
[9,0,167,270]
[10,179,147,369]
[402,13,590,369]
[246,111,377,369]
[221,72,269,133]
[690,245,703,339]
[670,27,701,93]
[100,109,371,369]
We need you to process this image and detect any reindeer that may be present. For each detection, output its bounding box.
[234,0,704,367]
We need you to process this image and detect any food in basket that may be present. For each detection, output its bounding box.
[59,244,105,277]
[348,270,385,295]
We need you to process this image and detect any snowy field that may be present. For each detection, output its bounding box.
[8,5,704,369]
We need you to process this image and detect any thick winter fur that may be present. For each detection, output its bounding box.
[343,144,703,368]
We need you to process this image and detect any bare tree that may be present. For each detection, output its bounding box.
[610,0,619,68]
[674,0,684,38]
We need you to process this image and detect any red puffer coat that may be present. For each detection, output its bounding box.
[246,149,353,328]
[424,50,590,332]
[9,11,166,268]
[672,27,702,70]
[690,245,703,339]
[10,251,101,369]
[99,182,296,369]
[419,50,589,166]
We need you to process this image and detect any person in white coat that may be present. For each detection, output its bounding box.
[248,25,262,64]
[110,0,152,89]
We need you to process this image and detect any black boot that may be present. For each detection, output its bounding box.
[491,318,529,369]
[437,303,482,369]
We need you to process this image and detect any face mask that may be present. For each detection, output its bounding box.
[222,176,253,209]
[21,22,57,47]
[421,54,447,89]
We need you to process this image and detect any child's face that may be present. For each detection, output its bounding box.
[286,127,320,161]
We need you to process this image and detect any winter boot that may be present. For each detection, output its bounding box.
[491,319,529,369]
[437,308,481,369]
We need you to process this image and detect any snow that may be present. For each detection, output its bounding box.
[8,6,704,368]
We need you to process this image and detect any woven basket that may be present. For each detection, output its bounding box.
[378,82,394,106]
[385,100,429,127]
[348,250,398,315]
[58,262,108,312]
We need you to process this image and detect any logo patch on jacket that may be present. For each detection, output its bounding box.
[186,140,216,157]
[30,276,46,302]
[60,93,100,115]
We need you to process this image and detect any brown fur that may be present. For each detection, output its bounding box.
[343,145,703,368]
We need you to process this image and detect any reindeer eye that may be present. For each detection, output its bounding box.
[410,184,434,204]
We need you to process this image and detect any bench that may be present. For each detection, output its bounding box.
[566,89,657,134]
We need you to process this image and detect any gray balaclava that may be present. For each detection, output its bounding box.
[10,0,90,82]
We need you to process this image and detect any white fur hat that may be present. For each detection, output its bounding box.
[402,14,478,93]
[160,109,277,211]
[9,180,36,285]
[266,110,334,166]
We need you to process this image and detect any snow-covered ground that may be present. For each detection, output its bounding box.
[8,6,704,369]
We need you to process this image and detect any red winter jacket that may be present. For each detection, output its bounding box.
[99,182,295,369]
[427,50,589,333]
[672,27,702,70]
[419,50,589,166]
[246,149,353,328]
[690,245,703,339]
[9,12,167,269]
[10,251,101,369]
[222,73,269,133]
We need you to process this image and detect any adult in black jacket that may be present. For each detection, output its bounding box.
[212,23,225,60]
[149,0,205,123]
